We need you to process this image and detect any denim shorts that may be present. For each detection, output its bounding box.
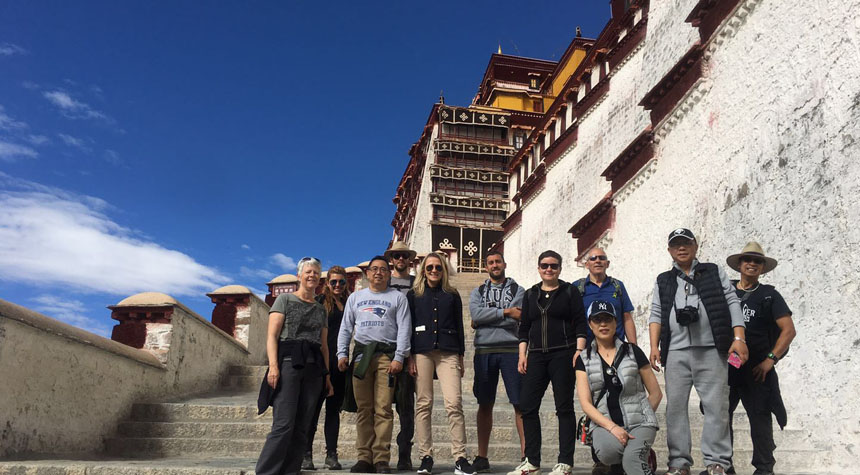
[472,351,522,406]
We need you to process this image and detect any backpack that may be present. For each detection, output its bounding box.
[575,276,622,300]
[478,279,520,307]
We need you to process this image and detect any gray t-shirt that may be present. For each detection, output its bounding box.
[271,292,327,344]
[389,275,413,297]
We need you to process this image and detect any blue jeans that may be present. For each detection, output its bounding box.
[473,351,522,406]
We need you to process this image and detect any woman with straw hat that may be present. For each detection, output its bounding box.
[725,242,796,475]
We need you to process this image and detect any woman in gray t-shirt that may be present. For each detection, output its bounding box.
[256,257,333,475]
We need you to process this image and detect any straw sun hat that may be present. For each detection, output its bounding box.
[726,241,778,274]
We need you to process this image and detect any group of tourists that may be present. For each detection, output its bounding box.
[254,228,795,475]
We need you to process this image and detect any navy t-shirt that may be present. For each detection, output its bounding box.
[579,277,635,342]
[575,344,649,426]
[733,282,792,364]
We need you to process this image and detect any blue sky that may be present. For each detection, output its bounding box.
[0,1,610,336]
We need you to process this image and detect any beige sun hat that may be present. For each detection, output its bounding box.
[726,241,778,274]
[384,241,417,261]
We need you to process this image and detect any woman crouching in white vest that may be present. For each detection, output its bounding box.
[575,300,662,475]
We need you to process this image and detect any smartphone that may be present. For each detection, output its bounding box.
[727,352,742,369]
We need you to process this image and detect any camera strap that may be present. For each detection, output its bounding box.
[672,267,697,288]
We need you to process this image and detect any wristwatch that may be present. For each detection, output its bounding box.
[767,352,779,364]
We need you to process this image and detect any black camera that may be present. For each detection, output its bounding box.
[676,306,699,326]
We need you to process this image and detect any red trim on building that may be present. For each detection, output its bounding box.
[573,77,611,117]
[607,10,649,70]
[543,124,579,167]
[639,45,704,125]
[514,163,547,205]
[501,207,522,233]
[686,0,743,44]
[568,193,615,257]
[601,127,655,191]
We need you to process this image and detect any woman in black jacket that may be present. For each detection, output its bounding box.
[509,250,587,475]
[407,252,473,475]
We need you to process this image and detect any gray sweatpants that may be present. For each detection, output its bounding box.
[593,426,657,475]
[665,346,731,469]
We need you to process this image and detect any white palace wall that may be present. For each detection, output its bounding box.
[504,0,860,469]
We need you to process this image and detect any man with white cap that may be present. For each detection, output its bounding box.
[725,242,795,475]
[384,241,418,470]
[648,228,747,475]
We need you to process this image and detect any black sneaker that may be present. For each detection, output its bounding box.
[325,452,343,470]
[302,452,316,470]
[472,456,490,473]
[417,456,434,475]
[375,461,392,474]
[454,457,475,475]
[351,460,376,473]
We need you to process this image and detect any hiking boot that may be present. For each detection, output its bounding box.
[302,452,316,470]
[351,460,375,473]
[548,463,571,475]
[472,456,490,473]
[706,465,726,475]
[375,461,392,474]
[665,468,690,475]
[507,458,540,475]
[454,457,475,475]
[325,452,343,470]
[417,456,434,475]
[397,455,413,471]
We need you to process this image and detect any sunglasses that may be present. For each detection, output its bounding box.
[740,256,765,265]
[588,255,608,261]
[605,366,622,387]
[329,279,347,287]
[390,252,410,260]
[298,256,320,264]
[425,264,444,272]
[590,314,615,324]
[539,262,560,270]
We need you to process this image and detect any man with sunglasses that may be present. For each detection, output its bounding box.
[648,229,747,475]
[576,248,637,346]
[384,242,418,471]
[337,255,412,474]
[469,251,526,472]
[724,242,795,475]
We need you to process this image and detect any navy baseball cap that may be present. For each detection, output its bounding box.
[668,228,696,244]
[587,300,617,321]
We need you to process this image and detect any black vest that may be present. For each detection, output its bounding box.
[656,262,732,363]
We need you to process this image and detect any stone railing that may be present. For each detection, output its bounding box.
[0,285,269,458]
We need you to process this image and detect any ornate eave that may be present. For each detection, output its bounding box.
[429,192,509,212]
[434,140,515,157]
[639,45,705,125]
[600,127,654,191]
[568,192,616,257]
[429,165,509,183]
[438,106,510,128]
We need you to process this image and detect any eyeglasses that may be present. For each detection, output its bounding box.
[740,256,765,265]
[539,262,560,270]
[590,314,615,324]
[329,279,347,287]
[669,239,694,248]
[588,255,608,261]
[425,264,443,272]
[367,266,389,274]
[605,366,622,387]
[390,252,410,260]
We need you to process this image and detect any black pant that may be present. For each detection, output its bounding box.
[395,371,415,460]
[306,366,347,455]
[520,348,576,466]
[256,359,324,475]
[729,368,778,473]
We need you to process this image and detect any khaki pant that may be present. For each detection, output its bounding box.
[415,350,467,460]
[353,353,395,464]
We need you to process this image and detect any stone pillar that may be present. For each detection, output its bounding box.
[207,285,253,347]
[109,292,178,364]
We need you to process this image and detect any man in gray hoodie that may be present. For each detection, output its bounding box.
[468,251,525,472]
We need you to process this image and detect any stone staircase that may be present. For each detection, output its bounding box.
[0,274,818,474]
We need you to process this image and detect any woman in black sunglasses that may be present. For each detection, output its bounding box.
[575,300,662,475]
[406,252,473,475]
[303,266,352,470]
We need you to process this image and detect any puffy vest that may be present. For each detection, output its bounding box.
[656,262,733,363]
[584,339,657,431]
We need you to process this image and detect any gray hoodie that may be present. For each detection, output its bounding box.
[469,277,525,349]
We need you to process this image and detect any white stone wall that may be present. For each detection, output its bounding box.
[406,124,439,254]
[503,0,860,470]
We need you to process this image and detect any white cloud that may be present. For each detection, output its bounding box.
[30,294,112,338]
[57,133,90,152]
[43,90,112,123]
[0,105,28,130]
[0,140,38,161]
[241,244,251,250]
[21,81,39,90]
[271,253,297,271]
[26,134,49,145]
[0,43,27,56]
[239,266,275,281]
[0,173,228,297]
[103,149,123,165]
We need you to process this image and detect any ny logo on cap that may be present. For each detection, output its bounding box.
[598,302,608,311]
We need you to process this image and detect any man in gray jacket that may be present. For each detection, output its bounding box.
[469,251,525,472]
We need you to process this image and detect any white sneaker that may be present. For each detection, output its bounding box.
[506,458,540,475]
[548,463,571,475]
